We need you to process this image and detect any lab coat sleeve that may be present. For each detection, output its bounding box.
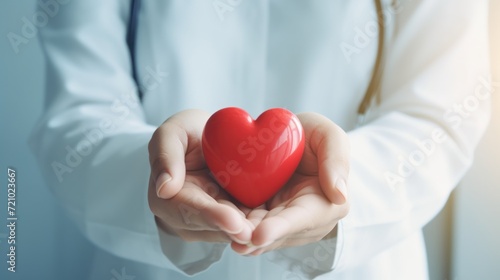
[337,0,492,271]
[263,0,492,278]
[29,0,225,275]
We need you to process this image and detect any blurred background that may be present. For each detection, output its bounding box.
[0,1,498,279]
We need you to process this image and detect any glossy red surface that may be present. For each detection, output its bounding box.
[202,107,305,208]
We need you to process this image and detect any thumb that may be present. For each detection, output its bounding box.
[148,109,210,199]
[149,125,187,199]
[317,124,350,205]
[299,113,350,204]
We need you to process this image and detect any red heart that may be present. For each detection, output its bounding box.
[202,107,305,208]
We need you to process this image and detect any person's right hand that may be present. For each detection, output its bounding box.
[148,109,253,244]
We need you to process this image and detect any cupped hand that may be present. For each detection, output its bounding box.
[148,109,254,244]
[231,112,351,255]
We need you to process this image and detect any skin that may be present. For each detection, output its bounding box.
[148,109,350,255]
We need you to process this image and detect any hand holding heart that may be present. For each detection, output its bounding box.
[148,109,350,254]
[148,110,253,244]
[231,112,350,255]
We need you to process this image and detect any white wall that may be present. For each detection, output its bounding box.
[424,3,500,280]
[451,2,500,279]
[0,2,93,280]
[0,2,56,279]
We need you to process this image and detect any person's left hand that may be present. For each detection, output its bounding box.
[231,112,350,255]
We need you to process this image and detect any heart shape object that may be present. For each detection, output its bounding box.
[202,107,305,208]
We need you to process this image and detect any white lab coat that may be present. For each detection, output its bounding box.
[30,0,491,279]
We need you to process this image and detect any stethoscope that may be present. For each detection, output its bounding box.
[126,0,385,117]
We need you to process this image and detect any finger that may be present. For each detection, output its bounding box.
[248,248,266,256]
[174,183,248,231]
[148,109,210,199]
[251,207,301,247]
[170,183,253,243]
[175,229,233,243]
[231,241,258,255]
[213,201,256,242]
[217,199,246,219]
[231,244,266,256]
[248,228,330,255]
[206,202,252,244]
[158,195,253,242]
[298,113,350,204]
[149,129,187,199]
[149,173,254,244]
[231,206,268,254]
[155,214,231,244]
[245,206,269,229]
[251,195,334,247]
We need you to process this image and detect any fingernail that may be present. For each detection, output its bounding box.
[220,224,243,235]
[250,248,265,256]
[336,179,348,201]
[231,236,250,245]
[156,172,172,198]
